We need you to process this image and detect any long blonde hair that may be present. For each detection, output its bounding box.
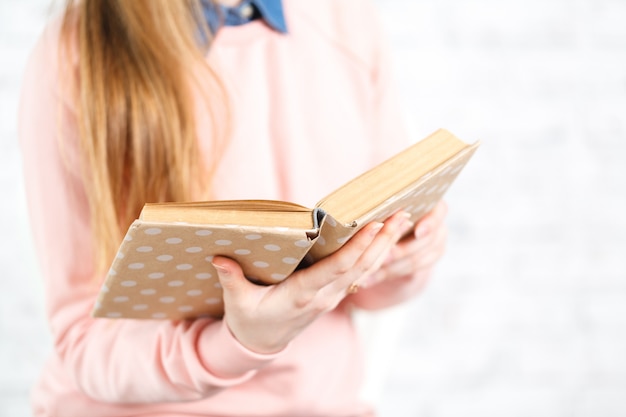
[60,0,227,273]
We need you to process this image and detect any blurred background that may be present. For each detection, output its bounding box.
[1,0,625,416]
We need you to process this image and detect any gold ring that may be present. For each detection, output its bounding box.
[347,282,359,294]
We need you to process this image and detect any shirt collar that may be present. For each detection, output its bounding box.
[201,0,288,34]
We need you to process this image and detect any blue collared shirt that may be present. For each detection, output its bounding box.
[201,0,287,34]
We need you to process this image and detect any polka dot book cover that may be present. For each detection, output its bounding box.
[92,129,479,320]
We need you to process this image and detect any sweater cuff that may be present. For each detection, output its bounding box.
[199,320,283,381]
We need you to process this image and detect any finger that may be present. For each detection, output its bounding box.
[387,221,439,263]
[384,224,448,277]
[296,221,384,291]
[414,200,448,239]
[211,256,254,305]
[355,211,412,270]
[335,211,413,290]
[417,224,448,268]
[386,215,443,264]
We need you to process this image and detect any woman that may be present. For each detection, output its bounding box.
[18,0,448,415]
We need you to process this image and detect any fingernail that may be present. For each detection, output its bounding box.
[370,222,384,236]
[415,223,430,239]
[384,251,394,265]
[396,212,412,232]
[361,271,382,288]
[211,262,229,275]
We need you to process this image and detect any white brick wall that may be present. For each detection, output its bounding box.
[369,1,626,416]
[1,1,624,416]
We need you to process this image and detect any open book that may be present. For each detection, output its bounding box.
[92,129,479,320]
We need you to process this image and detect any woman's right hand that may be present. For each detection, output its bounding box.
[210,211,413,354]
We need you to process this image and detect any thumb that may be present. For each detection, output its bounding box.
[211,256,248,296]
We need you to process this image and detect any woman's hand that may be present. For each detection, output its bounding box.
[210,211,414,354]
[358,200,448,293]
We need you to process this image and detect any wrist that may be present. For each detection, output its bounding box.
[198,320,284,379]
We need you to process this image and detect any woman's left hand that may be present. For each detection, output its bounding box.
[357,200,448,291]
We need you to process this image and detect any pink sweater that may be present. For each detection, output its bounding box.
[19,1,416,416]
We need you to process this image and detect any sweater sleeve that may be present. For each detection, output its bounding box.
[18,21,281,404]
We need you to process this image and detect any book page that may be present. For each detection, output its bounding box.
[309,139,480,262]
[316,129,471,224]
[140,203,315,229]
